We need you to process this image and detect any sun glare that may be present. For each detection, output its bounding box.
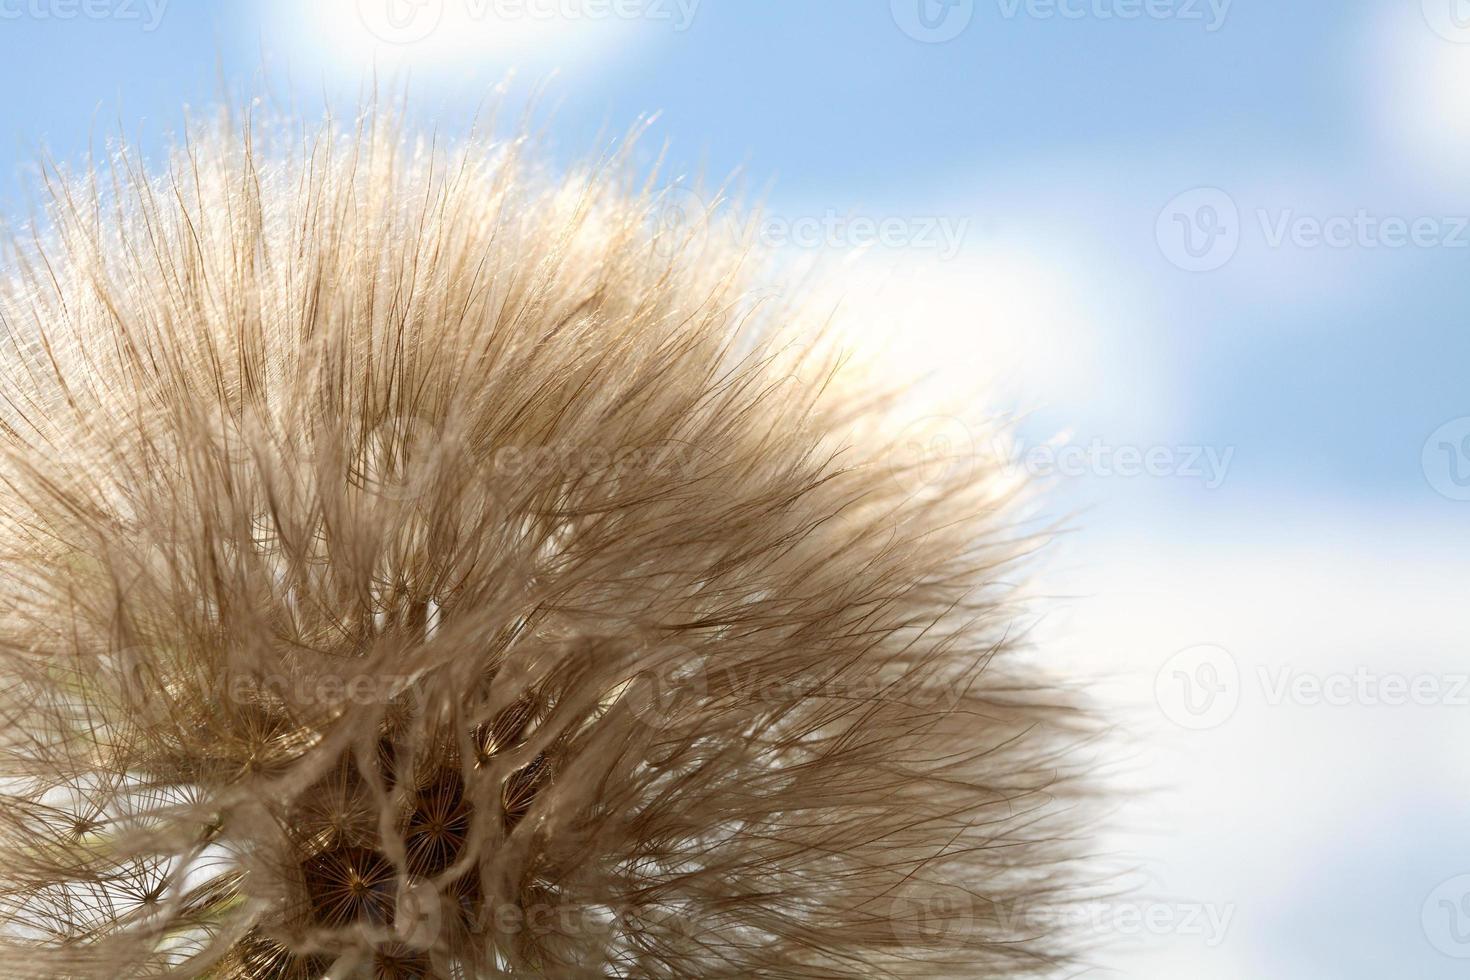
[280,0,648,73]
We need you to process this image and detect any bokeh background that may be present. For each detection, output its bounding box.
[1,1,1467,975]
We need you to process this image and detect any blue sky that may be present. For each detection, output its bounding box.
[4,0,1458,507]
[1,2,1467,976]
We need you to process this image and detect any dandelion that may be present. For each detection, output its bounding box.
[0,106,1096,978]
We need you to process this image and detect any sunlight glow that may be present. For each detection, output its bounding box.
[273,0,674,75]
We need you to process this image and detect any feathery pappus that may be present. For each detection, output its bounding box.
[0,107,1097,978]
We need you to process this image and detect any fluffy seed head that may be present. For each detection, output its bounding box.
[0,108,1094,978]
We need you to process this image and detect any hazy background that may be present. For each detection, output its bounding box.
[1,1,1466,975]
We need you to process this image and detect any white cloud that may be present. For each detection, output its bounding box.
[1369,5,1470,197]
[1040,508,1470,977]
[812,239,1170,440]
[266,0,685,77]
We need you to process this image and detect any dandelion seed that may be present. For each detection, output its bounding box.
[0,104,1099,978]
